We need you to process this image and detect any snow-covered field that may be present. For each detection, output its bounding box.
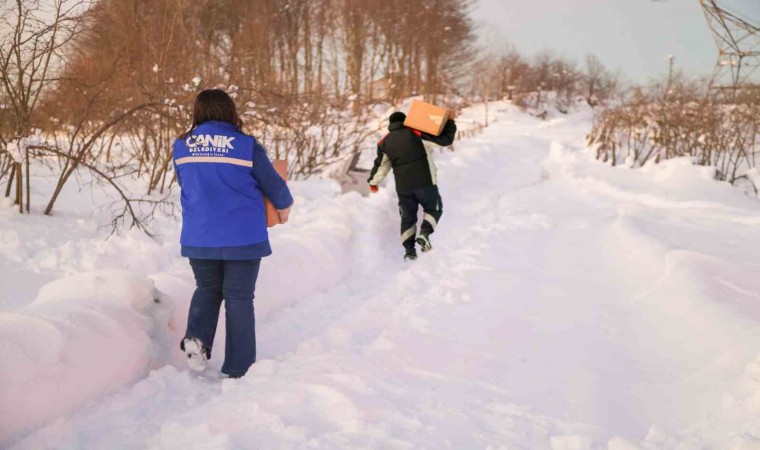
[2,102,760,449]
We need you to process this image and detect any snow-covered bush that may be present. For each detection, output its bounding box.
[0,270,174,443]
[588,81,760,190]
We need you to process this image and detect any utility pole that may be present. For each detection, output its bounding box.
[664,54,675,100]
[700,0,760,99]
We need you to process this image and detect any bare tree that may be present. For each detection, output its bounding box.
[42,95,165,215]
[1,0,478,234]
[0,0,88,212]
[582,54,619,107]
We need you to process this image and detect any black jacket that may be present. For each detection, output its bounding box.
[368,119,457,192]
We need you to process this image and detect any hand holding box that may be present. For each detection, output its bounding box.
[264,160,288,227]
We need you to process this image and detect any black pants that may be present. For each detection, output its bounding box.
[398,185,443,251]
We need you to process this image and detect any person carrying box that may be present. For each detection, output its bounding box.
[173,89,293,378]
[368,110,457,261]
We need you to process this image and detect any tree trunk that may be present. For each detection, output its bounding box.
[44,164,77,215]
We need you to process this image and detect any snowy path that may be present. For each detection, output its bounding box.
[6,104,760,449]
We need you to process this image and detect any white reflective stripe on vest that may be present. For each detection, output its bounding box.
[175,156,252,168]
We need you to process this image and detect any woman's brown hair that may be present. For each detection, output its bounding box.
[181,89,243,138]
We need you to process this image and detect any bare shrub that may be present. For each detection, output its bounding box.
[0,0,88,211]
[471,43,619,115]
[0,0,477,233]
[588,78,760,187]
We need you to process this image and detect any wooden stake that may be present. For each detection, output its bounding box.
[25,147,30,213]
[15,162,23,213]
[4,164,15,198]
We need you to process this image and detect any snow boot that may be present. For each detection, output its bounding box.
[404,249,418,261]
[181,337,209,372]
[416,234,433,253]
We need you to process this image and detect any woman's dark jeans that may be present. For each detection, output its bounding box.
[184,258,261,377]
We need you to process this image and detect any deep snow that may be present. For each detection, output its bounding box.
[2,102,760,449]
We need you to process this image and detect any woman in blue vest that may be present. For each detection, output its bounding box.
[173,89,293,378]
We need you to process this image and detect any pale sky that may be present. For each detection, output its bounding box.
[471,0,760,83]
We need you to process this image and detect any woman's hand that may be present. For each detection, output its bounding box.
[277,206,291,224]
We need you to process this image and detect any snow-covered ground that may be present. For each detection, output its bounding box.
[2,102,760,449]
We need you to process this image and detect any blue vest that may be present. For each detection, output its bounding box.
[173,121,291,259]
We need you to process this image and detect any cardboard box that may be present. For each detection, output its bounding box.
[404,100,451,136]
[264,160,288,227]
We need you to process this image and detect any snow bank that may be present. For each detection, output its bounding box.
[0,170,400,445]
[0,166,187,311]
[5,101,760,448]
[542,133,760,447]
[0,270,172,443]
[150,181,406,370]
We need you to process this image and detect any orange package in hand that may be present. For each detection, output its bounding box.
[264,160,288,227]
